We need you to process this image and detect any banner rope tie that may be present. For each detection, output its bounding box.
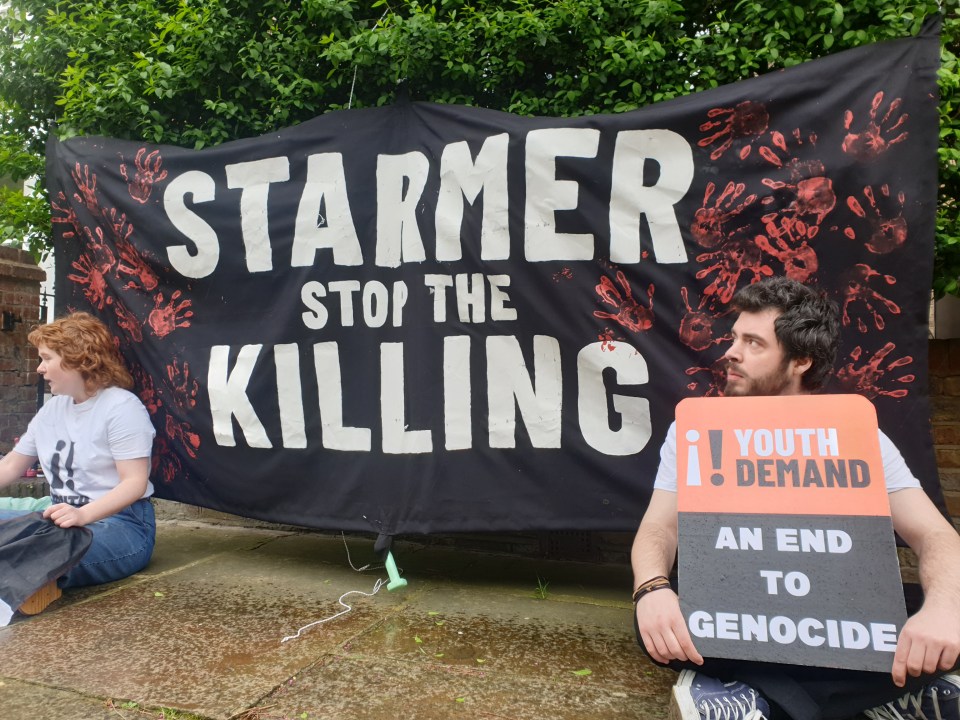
[347,66,357,110]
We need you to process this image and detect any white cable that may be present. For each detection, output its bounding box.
[281,577,386,643]
[280,533,389,643]
[341,531,383,572]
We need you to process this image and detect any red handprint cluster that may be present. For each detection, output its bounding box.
[53,151,202,480]
[679,90,914,399]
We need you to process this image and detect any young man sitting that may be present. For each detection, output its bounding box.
[632,277,960,720]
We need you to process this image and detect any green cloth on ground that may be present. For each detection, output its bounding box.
[0,496,52,512]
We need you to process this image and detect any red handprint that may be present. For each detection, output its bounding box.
[698,100,770,160]
[67,254,111,310]
[757,133,836,227]
[148,290,193,338]
[762,176,836,227]
[834,343,914,399]
[843,185,907,254]
[71,163,100,214]
[757,128,818,171]
[166,358,199,410]
[121,148,169,204]
[696,236,774,306]
[151,436,183,484]
[165,414,200,458]
[112,298,143,342]
[691,181,758,250]
[753,216,819,283]
[50,192,82,240]
[132,366,162,415]
[593,271,655,332]
[842,92,908,161]
[678,286,725,352]
[841,264,900,332]
[685,358,727,397]
[116,237,160,292]
[101,208,159,291]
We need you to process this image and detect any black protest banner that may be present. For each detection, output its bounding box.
[676,395,907,671]
[48,22,941,535]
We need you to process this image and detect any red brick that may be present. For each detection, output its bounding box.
[945,492,960,519]
[929,339,950,377]
[0,249,42,420]
[933,424,960,445]
[942,471,960,494]
[935,446,960,469]
[942,377,960,397]
[948,339,960,374]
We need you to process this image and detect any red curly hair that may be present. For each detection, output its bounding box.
[28,312,133,391]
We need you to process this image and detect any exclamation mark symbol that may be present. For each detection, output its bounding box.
[709,429,724,486]
[685,429,702,486]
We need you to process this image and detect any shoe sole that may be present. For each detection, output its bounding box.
[670,669,701,720]
[18,581,62,615]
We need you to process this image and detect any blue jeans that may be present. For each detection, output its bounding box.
[0,499,155,588]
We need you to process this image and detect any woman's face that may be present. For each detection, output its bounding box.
[37,344,87,401]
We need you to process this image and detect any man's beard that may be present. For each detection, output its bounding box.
[723,359,794,397]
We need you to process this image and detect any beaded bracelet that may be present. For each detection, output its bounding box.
[632,575,671,604]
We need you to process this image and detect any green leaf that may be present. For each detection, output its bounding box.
[572,668,593,676]
[832,4,844,27]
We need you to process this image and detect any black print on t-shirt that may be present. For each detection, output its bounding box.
[48,439,90,505]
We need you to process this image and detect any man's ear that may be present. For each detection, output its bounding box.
[791,356,813,377]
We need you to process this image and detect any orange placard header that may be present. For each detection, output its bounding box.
[676,395,890,516]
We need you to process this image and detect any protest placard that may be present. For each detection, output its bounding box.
[676,395,907,671]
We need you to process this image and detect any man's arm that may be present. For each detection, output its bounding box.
[631,488,703,665]
[889,487,960,686]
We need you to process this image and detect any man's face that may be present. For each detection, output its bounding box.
[721,308,809,397]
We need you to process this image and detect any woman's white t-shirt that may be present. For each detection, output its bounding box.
[15,386,155,506]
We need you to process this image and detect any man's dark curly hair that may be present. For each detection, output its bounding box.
[730,277,840,391]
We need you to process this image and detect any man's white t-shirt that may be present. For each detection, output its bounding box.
[15,386,156,506]
[653,421,922,493]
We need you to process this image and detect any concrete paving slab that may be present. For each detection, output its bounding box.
[387,540,634,607]
[342,602,659,690]
[0,678,144,720]
[254,654,673,720]
[0,521,674,720]
[0,531,393,717]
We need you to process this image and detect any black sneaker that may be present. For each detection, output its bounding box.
[864,674,960,720]
[671,669,771,720]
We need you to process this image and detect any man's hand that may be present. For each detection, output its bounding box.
[635,587,704,665]
[892,602,960,687]
[889,488,960,687]
[43,503,90,528]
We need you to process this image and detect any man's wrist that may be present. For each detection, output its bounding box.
[632,575,672,603]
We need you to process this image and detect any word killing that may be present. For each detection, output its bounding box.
[207,337,654,456]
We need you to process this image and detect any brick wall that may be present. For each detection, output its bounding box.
[0,246,45,453]
[927,339,960,531]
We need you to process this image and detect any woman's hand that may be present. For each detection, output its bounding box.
[43,502,90,528]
